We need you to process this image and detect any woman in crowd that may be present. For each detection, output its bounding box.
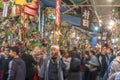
[21,49,37,80]
[82,51,90,80]
[67,50,81,80]
[86,50,100,80]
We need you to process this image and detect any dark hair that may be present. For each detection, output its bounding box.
[110,48,113,53]
[60,49,66,56]
[68,50,76,57]
[85,51,89,56]
[90,50,96,55]
[73,47,77,51]
[10,46,19,54]
[4,47,10,52]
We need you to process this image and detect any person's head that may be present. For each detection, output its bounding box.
[68,50,76,57]
[106,48,111,55]
[89,50,96,57]
[50,45,60,58]
[115,52,120,62]
[3,40,9,47]
[4,47,10,56]
[1,46,4,52]
[73,47,77,51]
[9,46,19,58]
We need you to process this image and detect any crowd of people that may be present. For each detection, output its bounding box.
[0,41,120,80]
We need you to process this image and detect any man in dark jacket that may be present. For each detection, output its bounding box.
[21,51,37,80]
[7,46,26,80]
[1,47,12,80]
[98,51,108,80]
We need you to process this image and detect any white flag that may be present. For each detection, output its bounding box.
[2,3,9,17]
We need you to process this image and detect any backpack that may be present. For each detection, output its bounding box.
[69,58,80,72]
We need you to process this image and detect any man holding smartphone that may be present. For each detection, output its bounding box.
[39,45,66,80]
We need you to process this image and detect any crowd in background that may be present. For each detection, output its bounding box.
[0,41,120,80]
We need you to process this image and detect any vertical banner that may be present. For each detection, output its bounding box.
[42,11,44,38]
[91,36,98,47]
[2,2,9,17]
[38,3,41,31]
[102,32,107,40]
[55,0,61,28]
[81,8,92,30]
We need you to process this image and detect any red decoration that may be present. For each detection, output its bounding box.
[9,22,14,26]
[16,7,21,14]
[55,0,61,28]
[21,27,28,36]
[23,0,39,16]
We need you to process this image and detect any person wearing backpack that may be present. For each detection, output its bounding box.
[67,50,81,80]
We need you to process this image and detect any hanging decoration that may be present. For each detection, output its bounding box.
[15,0,34,5]
[46,7,55,20]
[55,0,60,28]
[81,8,92,30]
[23,0,38,16]
[2,2,9,17]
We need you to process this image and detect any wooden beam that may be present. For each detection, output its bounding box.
[62,0,88,14]
[80,0,88,4]
[62,4,120,7]
[62,7,77,14]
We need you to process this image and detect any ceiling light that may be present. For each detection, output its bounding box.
[94,26,99,31]
[109,20,115,26]
[107,0,113,3]
[108,26,112,30]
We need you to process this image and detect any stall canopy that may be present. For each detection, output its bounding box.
[41,0,81,27]
[41,0,69,12]
[60,14,81,26]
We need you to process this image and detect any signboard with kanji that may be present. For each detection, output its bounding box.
[81,8,92,30]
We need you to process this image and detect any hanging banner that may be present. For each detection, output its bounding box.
[2,2,8,17]
[55,0,61,28]
[91,36,98,47]
[102,32,108,40]
[81,8,92,30]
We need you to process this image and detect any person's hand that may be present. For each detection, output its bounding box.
[58,52,62,59]
[85,64,92,69]
[37,65,40,71]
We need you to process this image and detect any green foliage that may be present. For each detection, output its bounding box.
[0,1,3,8]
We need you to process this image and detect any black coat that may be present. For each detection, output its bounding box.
[2,56,12,80]
[21,53,37,78]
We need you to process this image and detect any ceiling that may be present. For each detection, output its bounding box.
[90,0,120,25]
